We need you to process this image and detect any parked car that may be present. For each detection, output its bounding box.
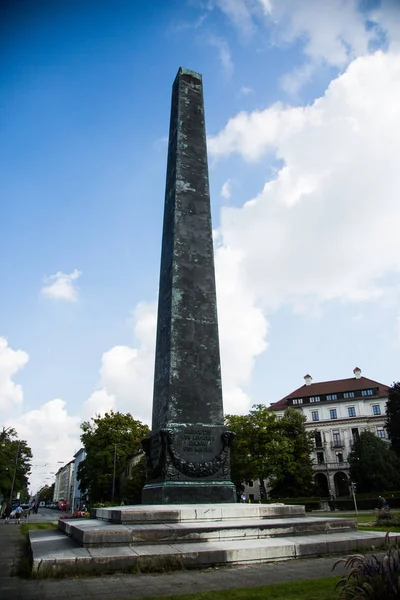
[59,500,67,511]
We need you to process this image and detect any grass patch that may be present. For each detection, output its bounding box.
[17,522,57,578]
[20,522,57,536]
[129,576,340,600]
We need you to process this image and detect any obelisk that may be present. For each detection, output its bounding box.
[142,67,236,504]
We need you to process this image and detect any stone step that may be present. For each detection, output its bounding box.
[30,528,398,578]
[92,503,305,524]
[59,516,357,547]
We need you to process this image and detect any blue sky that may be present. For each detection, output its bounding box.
[1,0,400,492]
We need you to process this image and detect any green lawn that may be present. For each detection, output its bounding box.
[133,577,340,600]
[315,511,400,534]
[20,522,57,536]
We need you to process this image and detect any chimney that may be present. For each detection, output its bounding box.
[304,374,312,386]
[353,367,361,379]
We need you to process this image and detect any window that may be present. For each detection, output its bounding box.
[333,431,341,446]
[336,452,344,463]
[311,410,319,421]
[247,480,254,487]
[249,494,254,501]
[362,389,374,396]
[352,428,359,444]
[310,396,320,403]
[315,432,323,447]
[329,409,337,419]
[377,427,386,439]
[292,398,303,405]
[343,392,355,398]
[372,405,381,416]
[316,452,325,464]
[348,406,356,417]
[326,394,337,401]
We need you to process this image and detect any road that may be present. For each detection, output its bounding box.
[22,506,67,523]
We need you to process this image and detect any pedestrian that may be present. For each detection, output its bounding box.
[15,504,23,524]
[378,495,388,509]
[4,503,12,524]
[240,492,246,503]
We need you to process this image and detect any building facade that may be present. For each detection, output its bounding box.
[269,368,389,498]
[53,460,75,507]
[72,448,87,511]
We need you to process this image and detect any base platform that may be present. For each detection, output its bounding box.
[29,503,398,577]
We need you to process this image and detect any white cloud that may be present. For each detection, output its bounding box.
[268,0,372,67]
[7,398,81,493]
[81,388,116,421]
[209,0,400,93]
[209,50,400,322]
[95,302,157,424]
[213,0,255,38]
[240,86,255,96]
[207,35,234,78]
[215,245,268,413]
[41,269,82,302]
[220,179,232,199]
[280,62,315,96]
[0,337,29,412]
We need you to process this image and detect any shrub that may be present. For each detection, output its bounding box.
[334,533,400,599]
[374,507,392,525]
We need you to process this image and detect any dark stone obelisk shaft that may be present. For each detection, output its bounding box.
[142,68,236,504]
[152,68,223,432]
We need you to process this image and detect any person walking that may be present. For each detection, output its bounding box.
[4,503,12,524]
[15,504,23,524]
[378,495,389,509]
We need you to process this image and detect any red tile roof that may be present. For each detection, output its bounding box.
[269,376,389,411]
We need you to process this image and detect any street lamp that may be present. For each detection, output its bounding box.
[9,439,21,504]
[111,444,117,503]
[323,440,331,499]
[349,481,358,515]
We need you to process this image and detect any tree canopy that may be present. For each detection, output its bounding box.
[348,430,400,493]
[0,426,32,502]
[78,411,149,504]
[225,405,315,499]
[386,382,400,457]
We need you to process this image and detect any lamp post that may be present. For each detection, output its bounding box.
[9,439,21,504]
[111,444,117,503]
[349,481,358,515]
[323,441,331,499]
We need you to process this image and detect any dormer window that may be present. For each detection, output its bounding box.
[292,398,303,405]
[361,389,374,396]
[326,394,337,401]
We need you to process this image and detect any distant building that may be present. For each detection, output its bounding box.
[269,368,389,498]
[72,448,87,511]
[53,460,75,507]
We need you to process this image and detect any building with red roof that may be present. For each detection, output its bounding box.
[269,367,389,499]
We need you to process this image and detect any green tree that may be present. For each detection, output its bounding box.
[348,430,400,493]
[0,427,32,502]
[39,483,55,503]
[78,411,149,504]
[386,382,400,457]
[269,408,316,498]
[226,405,294,499]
